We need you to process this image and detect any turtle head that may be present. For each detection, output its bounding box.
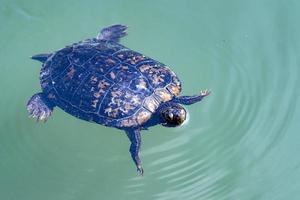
[160,103,186,127]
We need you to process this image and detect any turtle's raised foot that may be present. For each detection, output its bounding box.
[137,165,144,176]
[97,24,127,42]
[27,92,54,122]
[200,89,211,97]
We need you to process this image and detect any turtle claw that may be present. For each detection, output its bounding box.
[200,89,211,97]
[137,165,144,176]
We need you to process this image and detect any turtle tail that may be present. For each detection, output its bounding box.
[31,53,51,63]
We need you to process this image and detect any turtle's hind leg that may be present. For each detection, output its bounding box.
[26,92,54,122]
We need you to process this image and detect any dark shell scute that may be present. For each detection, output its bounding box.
[51,46,73,67]
[71,73,113,113]
[49,48,72,79]
[68,45,99,66]
[53,65,89,102]
[53,92,107,124]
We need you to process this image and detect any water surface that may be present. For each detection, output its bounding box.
[1,0,300,199]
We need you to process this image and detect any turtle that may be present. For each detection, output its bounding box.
[27,24,210,175]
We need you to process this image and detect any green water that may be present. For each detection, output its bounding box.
[1,0,300,199]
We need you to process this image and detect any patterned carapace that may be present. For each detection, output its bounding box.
[40,39,181,128]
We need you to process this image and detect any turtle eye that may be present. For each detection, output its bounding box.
[167,113,173,121]
[162,110,173,123]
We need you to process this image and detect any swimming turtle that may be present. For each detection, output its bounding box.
[27,24,210,175]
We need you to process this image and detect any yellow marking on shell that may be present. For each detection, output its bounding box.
[152,74,165,85]
[119,118,138,127]
[111,90,122,98]
[132,96,141,105]
[66,67,75,79]
[110,71,116,79]
[136,79,147,90]
[130,55,145,65]
[154,88,173,102]
[110,111,118,118]
[117,54,124,59]
[105,58,116,64]
[144,96,159,113]
[121,65,129,70]
[104,107,112,113]
[104,107,119,118]
[98,80,110,89]
[105,87,142,119]
[111,109,119,117]
[167,84,181,96]
[124,91,133,99]
[111,98,122,107]
[93,89,105,98]
[93,80,108,99]
[118,93,141,114]
[40,68,50,80]
[91,99,99,108]
[136,109,152,125]
[91,76,98,83]
[121,103,135,113]
[139,64,151,73]
[172,74,181,86]
[106,89,129,118]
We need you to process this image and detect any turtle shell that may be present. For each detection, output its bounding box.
[40,39,181,128]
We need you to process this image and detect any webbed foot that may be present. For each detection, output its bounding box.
[27,92,54,122]
[200,89,211,97]
[97,24,127,42]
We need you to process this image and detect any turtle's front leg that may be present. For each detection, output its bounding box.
[125,128,144,175]
[172,89,211,105]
